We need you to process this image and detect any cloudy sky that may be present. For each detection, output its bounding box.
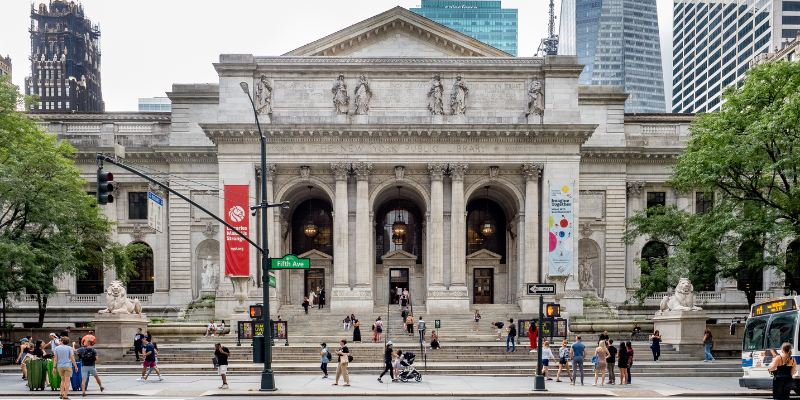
[1,0,674,111]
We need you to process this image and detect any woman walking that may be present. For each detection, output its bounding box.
[650,330,662,361]
[308,289,317,308]
[378,341,394,383]
[555,339,572,382]
[769,342,797,400]
[593,340,610,386]
[541,340,555,380]
[375,317,384,343]
[319,343,330,379]
[528,323,539,352]
[352,319,362,343]
[405,314,415,337]
[702,329,715,362]
[472,310,481,332]
[617,342,629,385]
[332,339,351,387]
[625,341,634,384]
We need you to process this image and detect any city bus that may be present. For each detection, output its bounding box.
[740,296,800,391]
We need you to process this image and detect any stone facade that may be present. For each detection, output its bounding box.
[7,7,784,324]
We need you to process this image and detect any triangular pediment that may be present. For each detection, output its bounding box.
[283,7,510,58]
[466,249,502,261]
[298,249,332,260]
[381,249,417,261]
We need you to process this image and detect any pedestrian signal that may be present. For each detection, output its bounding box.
[546,303,561,318]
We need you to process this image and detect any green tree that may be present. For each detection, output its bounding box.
[0,76,135,327]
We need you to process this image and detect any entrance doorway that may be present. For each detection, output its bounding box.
[389,268,410,305]
[473,268,493,304]
[304,268,325,305]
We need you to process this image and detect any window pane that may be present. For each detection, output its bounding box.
[646,191,666,208]
[128,192,148,220]
[695,192,714,214]
[744,316,768,350]
[766,313,797,349]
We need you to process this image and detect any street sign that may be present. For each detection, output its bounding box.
[147,192,163,232]
[270,254,310,270]
[268,273,276,288]
[527,283,556,296]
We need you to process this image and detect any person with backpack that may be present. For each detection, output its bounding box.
[77,340,105,395]
[492,321,505,341]
[320,343,331,379]
[214,343,230,389]
[377,341,395,383]
[138,337,163,381]
[133,329,144,362]
[506,319,517,352]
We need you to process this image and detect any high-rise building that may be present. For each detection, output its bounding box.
[671,0,800,113]
[559,0,666,112]
[138,97,171,113]
[0,55,11,81]
[410,1,518,56]
[25,1,103,113]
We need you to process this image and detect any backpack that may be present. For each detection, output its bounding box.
[80,348,97,364]
[326,350,332,361]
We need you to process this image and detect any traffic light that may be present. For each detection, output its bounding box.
[96,167,114,205]
[546,303,561,318]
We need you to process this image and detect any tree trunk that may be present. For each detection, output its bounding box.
[746,288,757,306]
[35,294,47,328]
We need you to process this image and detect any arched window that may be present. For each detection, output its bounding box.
[787,240,800,294]
[291,199,333,256]
[466,198,506,263]
[738,240,764,292]
[641,241,668,273]
[127,242,154,295]
[76,245,103,294]
[375,200,423,264]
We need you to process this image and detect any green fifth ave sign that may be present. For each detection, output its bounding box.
[268,273,276,288]
[270,254,310,270]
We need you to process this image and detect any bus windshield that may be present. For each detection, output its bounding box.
[744,315,768,350]
[766,312,797,349]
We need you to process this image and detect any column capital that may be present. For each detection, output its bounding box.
[449,163,468,181]
[521,163,543,181]
[626,181,645,197]
[255,163,277,181]
[428,163,447,181]
[353,162,372,181]
[330,162,350,181]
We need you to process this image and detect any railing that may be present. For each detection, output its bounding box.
[128,294,151,303]
[17,294,37,303]
[68,294,100,303]
[643,289,780,306]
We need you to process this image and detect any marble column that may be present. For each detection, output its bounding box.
[449,163,468,287]
[519,163,543,313]
[428,163,446,288]
[331,162,350,289]
[625,181,646,291]
[354,162,372,289]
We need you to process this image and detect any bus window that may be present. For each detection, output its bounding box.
[744,316,768,350]
[766,312,797,349]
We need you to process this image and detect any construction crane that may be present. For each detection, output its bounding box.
[537,0,559,56]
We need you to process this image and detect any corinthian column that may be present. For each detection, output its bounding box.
[353,162,372,288]
[331,162,350,289]
[428,163,446,288]
[522,163,543,298]
[449,163,468,287]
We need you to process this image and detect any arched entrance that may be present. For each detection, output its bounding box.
[578,238,602,293]
[127,242,154,295]
[290,197,333,306]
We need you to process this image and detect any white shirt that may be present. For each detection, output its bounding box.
[541,347,555,359]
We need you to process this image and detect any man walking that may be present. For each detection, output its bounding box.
[606,339,617,384]
[77,340,105,395]
[570,335,586,385]
[417,316,427,343]
[52,336,78,400]
[318,287,326,309]
[133,329,144,362]
[138,337,163,381]
[506,318,517,352]
[81,330,96,347]
[378,341,395,383]
[214,343,230,389]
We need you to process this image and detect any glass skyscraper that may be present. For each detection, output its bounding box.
[559,0,666,112]
[410,1,518,56]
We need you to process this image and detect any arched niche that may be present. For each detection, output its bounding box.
[578,238,602,292]
[196,239,220,298]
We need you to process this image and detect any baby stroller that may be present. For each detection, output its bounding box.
[398,351,422,382]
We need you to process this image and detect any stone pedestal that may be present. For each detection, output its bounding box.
[425,287,470,314]
[561,295,584,317]
[92,313,149,361]
[330,287,373,315]
[653,310,708,356]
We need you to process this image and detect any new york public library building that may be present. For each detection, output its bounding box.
[12,8,778,326]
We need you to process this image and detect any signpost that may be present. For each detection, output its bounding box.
[270,254,310,270]
[528,283,556,392]
[147,192,163,232]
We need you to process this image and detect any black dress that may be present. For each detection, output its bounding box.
[773,355,795,400]
[353,323,362,342]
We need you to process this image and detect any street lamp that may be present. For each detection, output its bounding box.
[239,80,278,391]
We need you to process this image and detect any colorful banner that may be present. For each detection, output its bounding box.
[224,185,250,277]
[548,182,574,276]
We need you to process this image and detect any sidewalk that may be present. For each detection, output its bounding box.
[0,373,769,397]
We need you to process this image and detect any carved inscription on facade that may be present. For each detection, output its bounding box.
[579,190,605,220]
[266,142,514,155]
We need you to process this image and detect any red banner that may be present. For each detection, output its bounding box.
[224,185,250,277]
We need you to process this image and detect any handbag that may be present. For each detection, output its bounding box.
[212,356,219,368]
[591,356,598,364]
[348,354,354,363]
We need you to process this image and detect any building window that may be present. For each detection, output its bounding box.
[695,192,714,214]
[291,199,333,256]
[646,191,666,209]
[128,192,148,220]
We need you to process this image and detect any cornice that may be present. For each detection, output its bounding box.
[74,146,218,164]
[624,113,695,123]
[30,112,171,122]
[578,85,629,104]
[581,146,682,164]
[201,123,598,145]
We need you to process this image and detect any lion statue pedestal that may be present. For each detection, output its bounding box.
[92,281,148,361]
[652,278,707,356]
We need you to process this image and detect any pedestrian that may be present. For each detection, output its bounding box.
[319,287,326,309]
[343,315,351,331]
[133,329,144,362]
[541,340,555,380]
[406,314,415,336]
[702,329,714,362]
[606,339,617,384]
[320,343,331,379]
[45,333,59,355]
[625,341,634,384]
[216,320,227,336]
[205,320,216,337]
[593,340,609,386]
[32,340,45,358]
[138,337,163,381]
[528,322,538,352]
[395,286,402,304]
[332,339,351,386]
[631,324,641,338]
[302,296,310,314]
[492,321,505,340]
[505,318,517,352]
[309,288,316,307]
[77,340,105,395]
[418,316,427,342]
[81,330,96,347]
[555,339,572,383]
[400,293,408,307]
[378,341,394,383]
[145,331,152,343]
[352,319,362,343]
[17,337,32,380]
[472,309,481,332]
[401,306,409,324]
[617,341,629,385]
[570,335,586,386]
[214,343,230,389]
[375,316,384,342]
[53,336,78,400]
[430,330,440,350]
[371,322,377,343]
[650,330,662,361]
[769,342,797,400]
[393,349,402,378]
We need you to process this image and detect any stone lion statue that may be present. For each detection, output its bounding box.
[99,280,142,315]
[659,277,702,312]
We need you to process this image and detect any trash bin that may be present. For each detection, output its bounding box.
[252,335,264,363]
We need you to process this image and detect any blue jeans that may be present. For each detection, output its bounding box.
[703,343,714,361]
[571,356,585,384]
[506,335,516,352]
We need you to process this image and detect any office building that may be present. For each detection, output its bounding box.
[672,0,800,113]
[559,0,666,112]
[410,0,518,55]
[0,55,11,80]
[138,97,171,113]
[25,0,104,113]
